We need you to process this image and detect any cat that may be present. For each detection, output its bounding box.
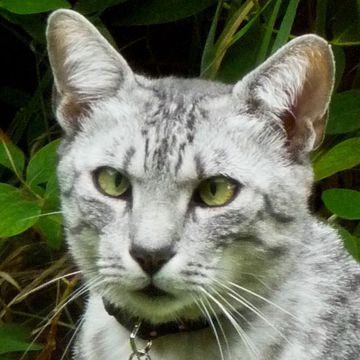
[46,9,360,360]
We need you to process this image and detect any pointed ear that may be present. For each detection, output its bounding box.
[234,34,335,157]
[46,9,134,134]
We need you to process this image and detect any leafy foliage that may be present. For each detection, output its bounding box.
[0,0,359,358]
[0,323,42,354]
[0,183,41,237]
[322,189,360,220]
[112,0,218,25]
[0,0,70,15]
[313,137,360,181]
[326,90,360,135]
[26,139,59,188]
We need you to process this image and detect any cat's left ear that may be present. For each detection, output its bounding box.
[233,34,335,156]
[46,9,134,134]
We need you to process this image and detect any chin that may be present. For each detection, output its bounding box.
[105,286,201,324]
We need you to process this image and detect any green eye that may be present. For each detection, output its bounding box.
[196,177,237,207]
[94,167,130,198]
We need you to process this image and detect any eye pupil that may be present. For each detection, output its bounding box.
[114,173,123,187]
[209,181,217,196]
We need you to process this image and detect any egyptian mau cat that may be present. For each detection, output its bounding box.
[46,9,360,360]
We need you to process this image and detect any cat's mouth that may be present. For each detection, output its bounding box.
[134,284,174,299]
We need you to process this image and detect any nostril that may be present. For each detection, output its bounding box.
[129,245,175,275]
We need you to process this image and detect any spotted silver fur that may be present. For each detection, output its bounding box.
[47,9,360,360]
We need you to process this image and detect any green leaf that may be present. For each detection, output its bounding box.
[337,226,360,262]
[0,184,41,237]
[255,0,281,65]
[229,0,272,46]
[112,0,217,26]
[271,0,300,53]
[313,137,360,181]
[322,189,360,220]
[35,173,62,248]
[331,0,360,46]
[200,0,223,77]
[36,213,63,249]
[326,90,360,134]
[0,10,46,43]
[0,132,25,176]
[314,0,328,36]
[26,139,60,187]
[216,23,263,83]
[0,324,42,354]
[75,0,128,14]
[332,46,345,90]
[201,0,256,79]
[0,0,70,14]
[45,173,60,207]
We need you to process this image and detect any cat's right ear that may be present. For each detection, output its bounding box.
[233,34,334,159]
[46,9,134,134]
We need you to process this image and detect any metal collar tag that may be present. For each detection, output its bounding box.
[129,322,153,360]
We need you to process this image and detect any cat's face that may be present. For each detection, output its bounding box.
[56,83,301,322]
[47,10,334,324]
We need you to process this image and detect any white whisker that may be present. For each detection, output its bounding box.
[60,317,86,360]
[237,272,273,290]
[21,211,63,220]
[216,281,291,345]
[17,271,81,302]
[210,283,252,328]
[226,280,298,320]
[202,292,231,360]
[206,285,259,359]
[199,287,259,359]
[196,296,225,360]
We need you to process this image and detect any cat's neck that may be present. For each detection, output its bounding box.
[103,298,210,340]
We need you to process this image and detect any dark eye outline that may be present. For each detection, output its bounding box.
[192,176,240,208]
[92,166,132,200]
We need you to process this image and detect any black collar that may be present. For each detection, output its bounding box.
[103,299,210,340]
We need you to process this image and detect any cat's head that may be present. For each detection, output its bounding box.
[47,10,334,324]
